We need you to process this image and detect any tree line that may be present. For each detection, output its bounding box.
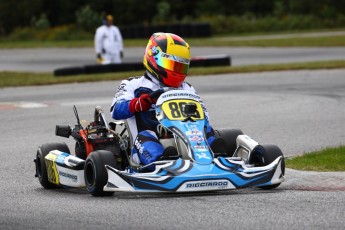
[1,0,344,35]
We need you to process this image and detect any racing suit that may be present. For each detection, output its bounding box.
[94,25,123,64]
[110,72,215,167]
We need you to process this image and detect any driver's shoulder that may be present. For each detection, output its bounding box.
[181,81,195,91]
[123,75,157,90]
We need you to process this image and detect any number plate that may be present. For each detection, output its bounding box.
[161,99,204,121]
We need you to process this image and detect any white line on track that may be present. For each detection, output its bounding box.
[0,98,111,110]
[0,102,48,110]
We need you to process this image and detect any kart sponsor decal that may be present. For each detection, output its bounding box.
[195,152,211,159]
[186,129,202,136]
[161,92,200,100]
[194,145,208,152]
[59,171,77,182]
[45,153,59,185]
[189,135,204,142]
[186,181,228,188]
[185,124,198,129]
[177,179,235,191]
[55,165,85,187]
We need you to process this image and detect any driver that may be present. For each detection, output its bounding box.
[110,32,215,169]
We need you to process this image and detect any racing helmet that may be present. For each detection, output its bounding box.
[143,32,191,88]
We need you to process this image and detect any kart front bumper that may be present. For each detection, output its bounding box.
[104,157,285,193]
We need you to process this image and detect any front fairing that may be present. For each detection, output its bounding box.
[155,90,213,164]
[104,156,285,192]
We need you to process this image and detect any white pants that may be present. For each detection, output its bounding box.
[101,52,122,64]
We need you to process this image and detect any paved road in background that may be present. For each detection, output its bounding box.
[1,70,345,229]
[1,46,345,72]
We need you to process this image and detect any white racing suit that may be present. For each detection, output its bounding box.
[110,72,215,169]
[94,25,123,64]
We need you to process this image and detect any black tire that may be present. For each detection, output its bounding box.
[248,144,285,189]
[214,129,244,156]
[35,142,70,189]
[84,150,118,196]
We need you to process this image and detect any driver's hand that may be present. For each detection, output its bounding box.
[129,94,155,113]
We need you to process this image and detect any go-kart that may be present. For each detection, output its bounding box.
[34,88,285,196]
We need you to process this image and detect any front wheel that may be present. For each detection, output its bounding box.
[35,142,70,189]
[214,128,244,156]
[248,144,285,189]
[84,150,118,196]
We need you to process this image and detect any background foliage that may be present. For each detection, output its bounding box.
[1,0,345,39]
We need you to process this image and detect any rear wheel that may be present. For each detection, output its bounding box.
[214,129,244,156]
[248,144,285,189]
[84,150,118,196]
[35,142,70,189]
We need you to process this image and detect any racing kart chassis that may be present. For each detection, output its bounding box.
[34,89,285,196]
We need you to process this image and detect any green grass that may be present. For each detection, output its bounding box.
[0,71,142,87]
[213,35,345,47]
[0,40,94,49]
[1,60,345,88]
[1,32,345,48]
[286,146,345,172]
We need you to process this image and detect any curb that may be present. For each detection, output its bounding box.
[281,168,345,191]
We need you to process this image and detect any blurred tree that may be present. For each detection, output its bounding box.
[287,0,345,16]
[196,0,225,16]
[31,14,51,30]
[239,0,275,17]
[0,0,44,34]
[42,0,85,26]
[154,1,171,23]
[1,0,345,36]
[273,0,287,17]
[75,5,101,31]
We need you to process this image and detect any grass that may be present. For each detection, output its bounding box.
[1,60,345,88]
[217,35,345,47]
[1,32,345,48]
[286,146,345,172]
[0,40,94,49]
[0,70,142,87]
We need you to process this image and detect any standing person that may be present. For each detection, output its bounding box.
[110,32,216,170]
[94,14,124,64]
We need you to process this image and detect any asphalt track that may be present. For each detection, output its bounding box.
[1,47,345,72]
[1,69,345,229]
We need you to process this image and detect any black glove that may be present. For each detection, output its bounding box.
[120,51,124,59]
[96,53,103,63]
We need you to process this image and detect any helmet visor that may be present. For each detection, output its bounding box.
[156,52,190,75]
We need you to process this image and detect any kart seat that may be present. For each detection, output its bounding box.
[159,138,179,160]
[160,146,179,160]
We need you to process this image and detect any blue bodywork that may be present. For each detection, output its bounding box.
[105,157,284,192]
[104,90,285,193]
